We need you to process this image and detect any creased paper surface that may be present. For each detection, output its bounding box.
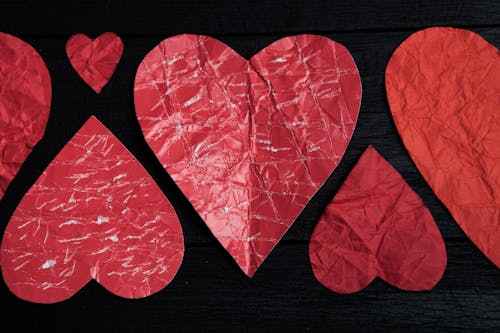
[1,116,184,303]
[134,34,362,277]
[0,32,51,200]
[309,146,447,294]
[386,27,500,268]
[66,32,123,93]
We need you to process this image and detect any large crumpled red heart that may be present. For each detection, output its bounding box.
[1,116,184,303]
[386,27,500,268]
[0,32,51,200]
[309,146,447,294]
[66,32,124,93]
[134,34,362,277]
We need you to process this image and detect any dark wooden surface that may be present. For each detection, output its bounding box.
[0,1,499,331]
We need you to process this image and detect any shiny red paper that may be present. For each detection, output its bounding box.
[0,32,51,200]
[386,27,500,268]
[309,146,447,294]
[134,34,362,277]
[66,32,123,93]
[1,116,184,303]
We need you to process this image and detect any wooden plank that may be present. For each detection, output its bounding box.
[1,28,498,243]
[0,1,499,36]
[1,242,498,331]
[0,2,498,329]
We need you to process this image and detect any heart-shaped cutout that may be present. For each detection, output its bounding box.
[1,116,184,303]
[309,146,447,293]
[0,32,51,200]
[66,32,124,93]
[386,27,500,267]
[134,34,362,276]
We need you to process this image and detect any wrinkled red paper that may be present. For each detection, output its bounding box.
[1,116,184,303]
[134,34,362,277]
[0,32,51,200]
[386,27,500,268]
[66,32,123,93]
[309,146,447,294]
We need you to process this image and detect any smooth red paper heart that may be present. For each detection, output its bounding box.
[0,32,51,200]
[135,34,362,277]
[309,146,447,294]
[386,27,500,267]
[1,116,184,303]
[66,32,123,93]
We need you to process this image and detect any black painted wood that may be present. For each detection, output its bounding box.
[1,0,499,36]
[0,1,498,331]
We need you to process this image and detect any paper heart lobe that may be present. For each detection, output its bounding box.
[309,146,447,293]
[1,116,184,303]
[386,27,500,267]
[134,34,362,276]
[0,32,51,201]
[66,32,124,93]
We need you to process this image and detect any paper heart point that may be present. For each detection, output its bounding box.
[386,27,500,267]
[309,146,447,294]
[0,32,51,200]
[135,34,362,277]
[1,117,184,303]
[66,32,124,93]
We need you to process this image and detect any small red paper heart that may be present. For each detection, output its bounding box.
[1,116,184,303]
[309,146,447,294]
[0,32,51,200]
[66,32,124,93]
[386,27,500,267]
[135,34,362,277]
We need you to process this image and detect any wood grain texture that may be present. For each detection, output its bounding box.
[0,243,498,331]
[0,0,499,35]
[0,1,498,331]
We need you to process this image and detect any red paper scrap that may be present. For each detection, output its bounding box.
[1,116,184,303]
[386,27,500,267]
[309,146,447,294]
[0,32,51,200]
[66,32,124,93]
[134,34,362,277]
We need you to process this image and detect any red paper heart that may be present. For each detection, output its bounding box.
[386,27,500,267]
[0,32,51,200]
[134,34,362,276]
[309,146,447,294]
[66,32,124,93]
[1,116,184,303]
